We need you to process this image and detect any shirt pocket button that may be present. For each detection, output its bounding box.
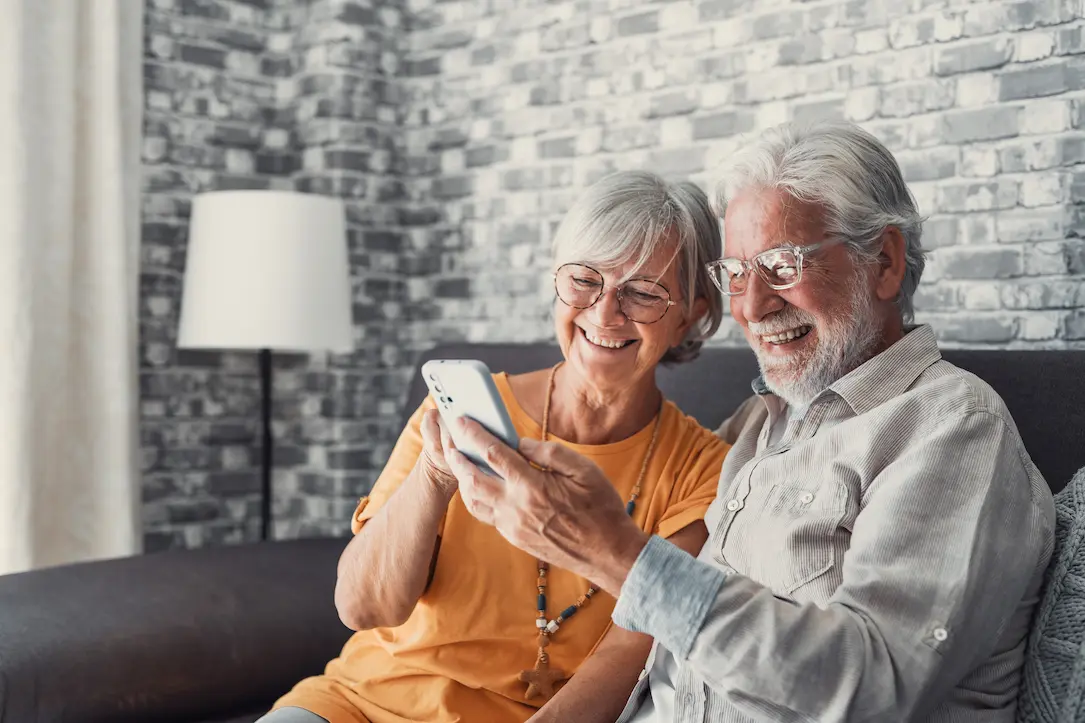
[799,492,814,504]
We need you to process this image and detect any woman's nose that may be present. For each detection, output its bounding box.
[589,287,626,326]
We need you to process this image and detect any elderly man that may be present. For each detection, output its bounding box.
[443,120,1055,722]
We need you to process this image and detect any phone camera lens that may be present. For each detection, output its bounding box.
[434,383,443,394]
[446,397,453,404]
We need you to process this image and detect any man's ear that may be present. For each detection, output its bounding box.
[874,227,907,303]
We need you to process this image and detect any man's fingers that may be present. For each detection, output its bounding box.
[455,418,534,481]
[462,494,496,526]
[445,445,504,498]
[445,445,505,526]
[518,437,592,477]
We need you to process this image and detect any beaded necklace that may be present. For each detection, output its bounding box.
[518,362,664,700]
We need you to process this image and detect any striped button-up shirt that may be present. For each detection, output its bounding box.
[613,325,1055,722]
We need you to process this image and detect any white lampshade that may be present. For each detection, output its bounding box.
[177,190,353,353]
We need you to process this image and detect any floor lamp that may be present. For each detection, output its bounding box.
[176,190,353,541]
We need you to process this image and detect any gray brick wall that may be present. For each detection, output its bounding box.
[141,0,408,550]
[279,0,411,544]
[402,0,1085,351]
[142,0,1085,550]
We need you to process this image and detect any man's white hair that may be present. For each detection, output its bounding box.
[551,170,723,364]
[713,120,927,321]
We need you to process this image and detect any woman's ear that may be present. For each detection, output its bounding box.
[674,297,709,346]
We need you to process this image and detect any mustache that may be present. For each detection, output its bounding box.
[747,309,817,336]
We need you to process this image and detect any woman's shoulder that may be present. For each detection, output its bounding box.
[493,368,555,434]
[499,368,550,409]
[660,399,731,457]
[500,368,551,393]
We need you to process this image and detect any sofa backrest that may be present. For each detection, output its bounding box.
[406,343,1084,493]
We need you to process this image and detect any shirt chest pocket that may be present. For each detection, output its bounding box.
[753,480,849,595]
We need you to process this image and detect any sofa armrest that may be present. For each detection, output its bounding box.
[0,538,353,723]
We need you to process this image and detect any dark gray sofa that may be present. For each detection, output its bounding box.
[1,343,1081,723]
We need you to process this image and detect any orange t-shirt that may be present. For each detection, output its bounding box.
[274,373,730,723]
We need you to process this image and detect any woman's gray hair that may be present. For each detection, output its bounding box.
[551,170,723,364]
[713,120,926,322]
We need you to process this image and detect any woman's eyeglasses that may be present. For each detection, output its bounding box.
[553,263,676,324]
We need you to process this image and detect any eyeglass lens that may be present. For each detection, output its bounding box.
[712,249,801,294]
[554,264,672,323]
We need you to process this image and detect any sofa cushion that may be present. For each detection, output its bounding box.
[0,538,350,723]
[1018,467,1085,722]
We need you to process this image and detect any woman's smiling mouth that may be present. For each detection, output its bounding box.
[580,327,637,350]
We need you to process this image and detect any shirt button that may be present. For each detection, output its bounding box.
[933,627,949,642]
[638,668,647,681]
[726,499,741,511]
[800,492,814,504]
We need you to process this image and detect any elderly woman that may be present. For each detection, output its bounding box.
[262,170,731,723]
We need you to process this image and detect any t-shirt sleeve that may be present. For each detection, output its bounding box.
[654,429,730,540]
[349,396,440,535]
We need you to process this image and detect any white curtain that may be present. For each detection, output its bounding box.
[0,0,143,573]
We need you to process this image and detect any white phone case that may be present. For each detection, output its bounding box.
[420,359,519,476]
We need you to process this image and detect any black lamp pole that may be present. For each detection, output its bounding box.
[258,348,273,541]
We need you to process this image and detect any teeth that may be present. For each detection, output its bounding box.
[761,325,812,344]
[585,331,630,349]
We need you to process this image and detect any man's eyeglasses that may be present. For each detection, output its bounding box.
[553,263,676,324]
[705,239,842,297]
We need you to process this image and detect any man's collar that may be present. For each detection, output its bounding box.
[751,376,771,396]
[749,325,942,415]
[828,325,941,414]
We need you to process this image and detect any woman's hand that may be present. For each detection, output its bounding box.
[334,407,460,630]
[418,409,459,498]
[443,417,649,596]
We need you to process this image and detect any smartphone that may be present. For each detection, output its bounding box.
[420,359,520,477]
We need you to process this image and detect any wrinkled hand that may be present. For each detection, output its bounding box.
[443,418,649,596]
[418,409,459,498]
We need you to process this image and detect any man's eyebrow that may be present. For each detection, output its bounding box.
[726,242,795,259]
[762,241,797,251]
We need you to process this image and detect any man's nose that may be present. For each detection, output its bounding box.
[738,272,785,323]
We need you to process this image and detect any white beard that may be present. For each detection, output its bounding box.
[752,275,883,408]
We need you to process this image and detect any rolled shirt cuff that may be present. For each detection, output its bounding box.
[611,535,728,659]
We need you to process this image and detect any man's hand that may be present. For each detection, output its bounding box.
[443,417,649,596]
